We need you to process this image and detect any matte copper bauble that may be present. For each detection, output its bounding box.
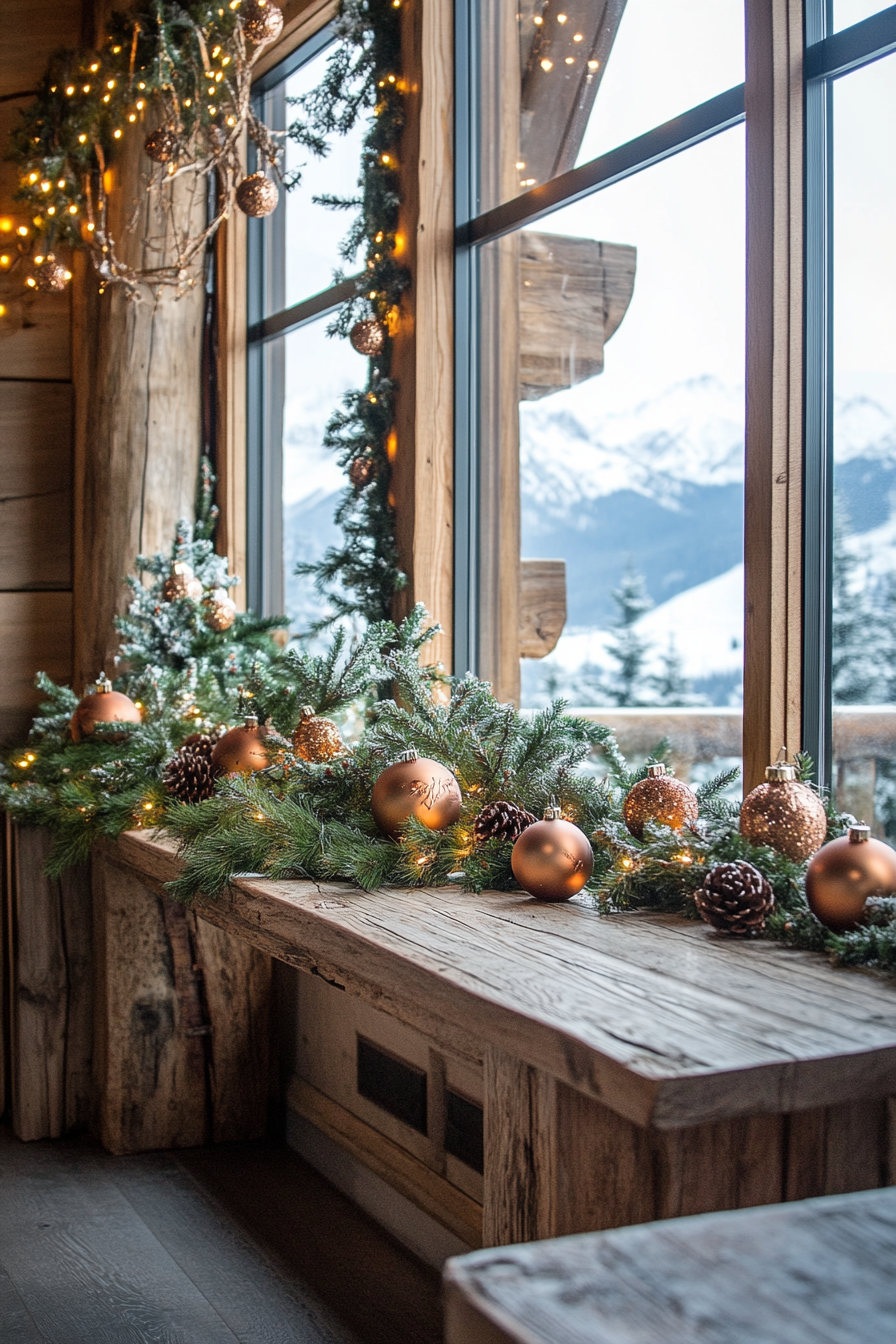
[370,749,462,839]
[740,757,827,862]
[144,127,179,163]
[349,454,375,489]
[806,823,896,932]
[242,0,284,44]
[70,674,142,742]
[162,561,203,602]
[34,257,69,293]
[202,588,237,632]
[622,764,698,840]
[292,705,345,762]
[210,715,270,774]
[235,172,279,217]
[511,803,594,901]
[349,318,387,358]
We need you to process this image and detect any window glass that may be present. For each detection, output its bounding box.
[475,125,745,788]
[282,49,367,309]
[473,0,744,215]
[281,318,368,634]
[831,52,896,837]
[833,2,893,32]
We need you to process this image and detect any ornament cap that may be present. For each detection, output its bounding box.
[245,714,259,730]
[848,822,871,844]
[542,804,563,821]
[96,672,112,694]
[300,705,315,719]
[646,763,669,778]
[766,746,796,781]
[397,748,419,764]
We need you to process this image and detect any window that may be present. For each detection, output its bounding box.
[456,1,896,803]
[456,0,746,790]
[804,3,896,834]
[247,29,367,629]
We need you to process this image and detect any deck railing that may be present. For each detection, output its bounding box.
[572,705,896,830]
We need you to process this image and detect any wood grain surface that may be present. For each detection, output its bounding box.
[0,1125,423,1344]
[0,592,72,746]
[115,831,896,1131]
[444,1186,896,1344]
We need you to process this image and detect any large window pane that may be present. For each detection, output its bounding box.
[472,0,744,215]
[831,52,896,836]
[281,319,368,633]
[473,126,745,787]
[834,2,893,33]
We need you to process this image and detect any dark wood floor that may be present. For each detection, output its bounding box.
[0,1126,443,1344]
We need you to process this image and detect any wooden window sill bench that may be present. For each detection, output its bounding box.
[5,823,896,1250]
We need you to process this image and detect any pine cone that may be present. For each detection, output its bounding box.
[695,861,774,935]
[474,800,537,845]
[163,736,219,804]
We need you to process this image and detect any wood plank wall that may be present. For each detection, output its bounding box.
[0,1,84,745]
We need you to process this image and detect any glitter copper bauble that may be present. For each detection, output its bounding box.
[739,757,827,862]
[511,803,594,902]
[622,764,698,840]
[371,749,462,839]
[235,172,279,218]
[241,0,284,44]
[70,675,142,743]
[805,823,896,932]
[349,318,387,358]
[474,800,537,845]
[292,705,345,762]
[349,454,375,489]
[34,257,69,293]
[202,588,237,632]
[695,861,774,935]
[144,127,179,163]
[162,561,203,602]
[210,715,270,775]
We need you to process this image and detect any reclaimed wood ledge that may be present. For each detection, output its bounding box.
[110,829,896,1131]
[443,1186,896,1344]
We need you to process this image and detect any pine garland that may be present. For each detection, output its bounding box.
[286,0,410,626]
[0,523,285,874]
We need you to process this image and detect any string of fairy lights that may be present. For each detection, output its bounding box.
[2,0,285,299]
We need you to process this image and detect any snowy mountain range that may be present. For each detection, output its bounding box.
[280,373,896,703]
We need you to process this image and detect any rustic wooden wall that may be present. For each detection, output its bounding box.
[0,1,84,744]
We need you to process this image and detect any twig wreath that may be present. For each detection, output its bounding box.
[6,0,285,296]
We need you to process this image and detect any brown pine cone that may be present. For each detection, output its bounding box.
[474,800,537,845]
[695,861,774,935]
[163,738,219,804]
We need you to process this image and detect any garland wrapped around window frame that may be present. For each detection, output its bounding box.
[6,0,283,296]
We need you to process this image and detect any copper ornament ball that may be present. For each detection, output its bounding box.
[162,562,203,602]
[34,257,69,293]
[144,127,179,164]
[70,677,142,743]
[210,715,270,774]
[241,0,284,44]
[203,588,237,632]
[349,454,375,489]
[511,804,594,901]
[349,318,387,358]
[622,763,698,840]
[806,823,896,932]
[235,172,279,218]
[371,749,462,839]
[739,759,827,862]
[293,705,345,763]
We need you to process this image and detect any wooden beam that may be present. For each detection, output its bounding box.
[743,0,804,791]
[519,559,566,658]
[215,159,248,609]
[0,592,72,746]
[0,381,72,591]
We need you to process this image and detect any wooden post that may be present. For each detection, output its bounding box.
[93,848,271,1155]
[743,0,805,791]
[72,128,206,687]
